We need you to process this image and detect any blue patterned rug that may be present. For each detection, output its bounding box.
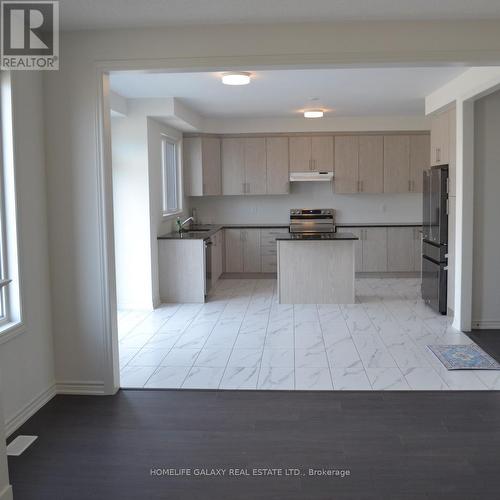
[427,344,500,370]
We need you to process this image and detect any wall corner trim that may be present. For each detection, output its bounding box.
[5,384,57,437]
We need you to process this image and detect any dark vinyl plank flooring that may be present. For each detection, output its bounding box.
[7,390,500,500]
[468,329,500,362]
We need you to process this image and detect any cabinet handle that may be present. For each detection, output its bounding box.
[360,180,363,192]
[408,180,412,192]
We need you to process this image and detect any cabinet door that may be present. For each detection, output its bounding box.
[413,227,422,273]
[448,106,456,196]
[409,135,429,193]
[387,227,415,272]
[224,229,243,272]
[436,111,450,165]
[266,137,289,194]
[337,227,363,271]
[362,228,387,272]
[201,137,221,196]
[334,136,358,194]
[311,136,334,171]
[383,135,410,193]
[222,138,245,195]
[359,135,383,193]
[183,137,203,196]
[242,229,261,272]
[289,136,312,172]
[244,138,267,195]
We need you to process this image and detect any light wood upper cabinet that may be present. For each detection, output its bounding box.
[334,136,359,194]
[244,138,267,195]
[311,136,334,171]
[430,110,450,166]
[289,136,333,172]
[289,136,312,172]
[184,137,221,196]
[359,135,384,193]
[383,135,410,193]
[222,138,245,195]
[266,137,289,194]
[409,135,430,193]
[448,106,456,196]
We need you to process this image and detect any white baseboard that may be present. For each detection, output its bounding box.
[5,384,57,437]
[0,485,13,500]
[55,381,106,395]
[472,320,500,329]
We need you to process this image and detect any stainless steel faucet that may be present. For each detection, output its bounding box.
[177,216,194,232]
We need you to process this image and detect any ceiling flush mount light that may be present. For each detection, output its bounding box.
[222,72,251,85]
[304,110,324,118]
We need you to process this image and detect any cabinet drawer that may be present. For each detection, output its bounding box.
[262,255,277,272]
[261,245,277,256]
[261,228,289,238]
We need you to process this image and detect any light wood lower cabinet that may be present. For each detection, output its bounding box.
[387,227,415,272]
[224,228,244,272]
[224,228,261,272]
[336,228,362,270]
[211,230,224,284]
[413,227,422,273]
[362,228,388,272]
[260,228,289,272]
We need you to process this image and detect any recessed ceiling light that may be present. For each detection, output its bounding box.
[222,72,251,85]
[304,110,324,118]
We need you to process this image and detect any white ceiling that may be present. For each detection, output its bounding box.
[109,67,467,118]
[61,0,500,30]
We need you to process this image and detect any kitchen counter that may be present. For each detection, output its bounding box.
[157,223,288,240]
[157,223,421,240]
[276,232,358,241]
[336,222,422,227]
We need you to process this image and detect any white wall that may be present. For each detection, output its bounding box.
[43,21,500,391]
[192,187,421,225]
[0,72,55,434]
[426,67,500,331]
[472,90,500,328]
[111,101,187,310]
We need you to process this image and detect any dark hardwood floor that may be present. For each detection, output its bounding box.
[7,390,500,499]
[468,329,500,362]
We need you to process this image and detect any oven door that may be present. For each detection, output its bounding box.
[421,255,447,314]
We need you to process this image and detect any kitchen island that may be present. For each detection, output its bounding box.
[276,232,358,304]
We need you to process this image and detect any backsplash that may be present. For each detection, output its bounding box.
[189,182,422,225]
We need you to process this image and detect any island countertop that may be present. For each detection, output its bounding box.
[275,232,358,241]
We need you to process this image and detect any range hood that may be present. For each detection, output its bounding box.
[289,171,334,182]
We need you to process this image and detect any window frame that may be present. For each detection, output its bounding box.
[160,134,182,219]
[0,71,23,342]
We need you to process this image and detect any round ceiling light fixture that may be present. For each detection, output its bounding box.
[304,109,324,118]
[222,72,252,85]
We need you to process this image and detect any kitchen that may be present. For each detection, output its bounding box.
[112,67,481,391]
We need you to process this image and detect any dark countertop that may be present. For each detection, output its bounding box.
[276,232,358,241]
[158,222,421,240]
[336,222,422,227]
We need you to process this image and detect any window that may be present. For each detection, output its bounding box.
[161,136,181,217]
[0,71,22,336]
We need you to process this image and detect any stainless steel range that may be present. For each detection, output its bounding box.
[289,208,336,233]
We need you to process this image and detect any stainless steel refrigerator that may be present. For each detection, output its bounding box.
[421,165,449,314]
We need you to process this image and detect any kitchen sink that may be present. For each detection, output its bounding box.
[182,228,211,233]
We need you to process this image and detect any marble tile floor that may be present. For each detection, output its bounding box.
[118,278,494,391]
